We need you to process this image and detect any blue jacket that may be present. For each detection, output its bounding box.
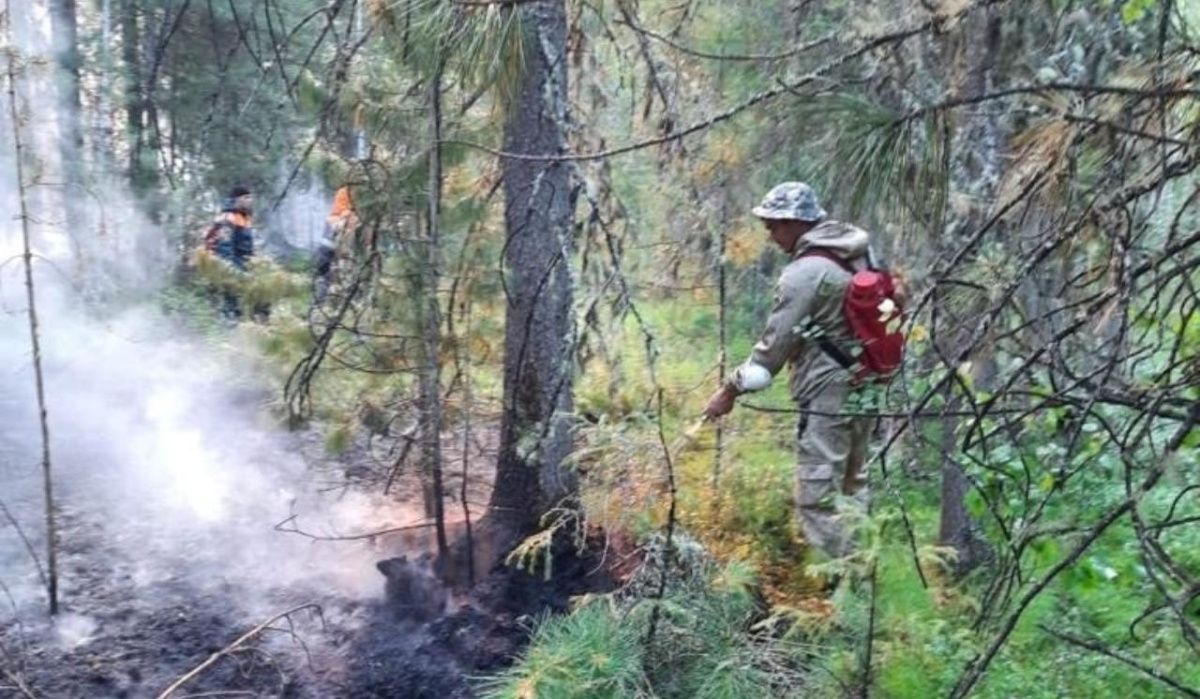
[211,200,255,270]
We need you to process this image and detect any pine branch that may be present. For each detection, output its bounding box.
[441,0,1011,162]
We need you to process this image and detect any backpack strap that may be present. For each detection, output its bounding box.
[797,247,859,372]
[798,247,857,274]
[816,333,857,372]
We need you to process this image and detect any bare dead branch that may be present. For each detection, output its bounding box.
[156,604,322,699]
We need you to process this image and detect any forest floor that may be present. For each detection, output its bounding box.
[0,319,617,699]
[1,500,615,699]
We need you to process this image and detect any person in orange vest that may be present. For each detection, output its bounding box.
[314,185,361,302]
[203,184,257,317]
[205,185,256,267]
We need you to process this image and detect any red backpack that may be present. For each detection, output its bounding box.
[800,249,906,382]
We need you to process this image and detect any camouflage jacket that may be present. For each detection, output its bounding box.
[729,220,872,404]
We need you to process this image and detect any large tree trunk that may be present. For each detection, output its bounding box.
[121,0,147,190]
[95,0,114,158]
[49,0,84,263]
[421,65,449,561]
[49,0,81,156]
[936,5,1003,575]
[488,0,576,541]
[938,392,988,575]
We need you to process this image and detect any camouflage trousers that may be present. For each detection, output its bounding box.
[795,380,869,559]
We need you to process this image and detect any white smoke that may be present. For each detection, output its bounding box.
[0,276,398,619]
[0,3,399,629]
[269,167,332,253]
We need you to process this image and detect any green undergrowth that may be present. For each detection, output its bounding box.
[501,502,1200,697]
[479,556,816,699]
[558,297,1200,697]
[164,266,1200,698]
[865,518,1200,698]
[164,253,508,447]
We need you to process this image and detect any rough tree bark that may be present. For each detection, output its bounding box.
[488,0,577,541]
[49,0,85,266]
[48,0,80,152]
[121,0,147,190]
[421,63,449,561]
[95,0,114,158]
[937,4,1003,576]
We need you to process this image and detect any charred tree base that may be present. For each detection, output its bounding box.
[353,525,619,698]
[437,511,525,591]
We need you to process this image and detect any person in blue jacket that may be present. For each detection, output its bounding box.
[203,184,259,318]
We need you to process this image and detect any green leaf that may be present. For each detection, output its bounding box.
[965,489,987,518]
[1030,538,1061,568]
[1122,0,1156,24]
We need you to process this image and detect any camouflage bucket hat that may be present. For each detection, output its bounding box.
[751,182,827,222]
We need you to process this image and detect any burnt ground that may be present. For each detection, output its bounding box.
[1,513,615,699]
[347,531,620,699]
[0,414,618,699]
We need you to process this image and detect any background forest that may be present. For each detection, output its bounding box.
[2,0,1200,697]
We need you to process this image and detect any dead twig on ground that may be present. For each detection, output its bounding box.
[0,665,38,699]
[273,514,434,541]
[156,604,322,699]
[0,500,45,589]
[0,629,37,699]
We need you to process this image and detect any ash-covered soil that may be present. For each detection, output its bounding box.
[0,382,615,699]
[1,497,617,699]
[348,530,620,699]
